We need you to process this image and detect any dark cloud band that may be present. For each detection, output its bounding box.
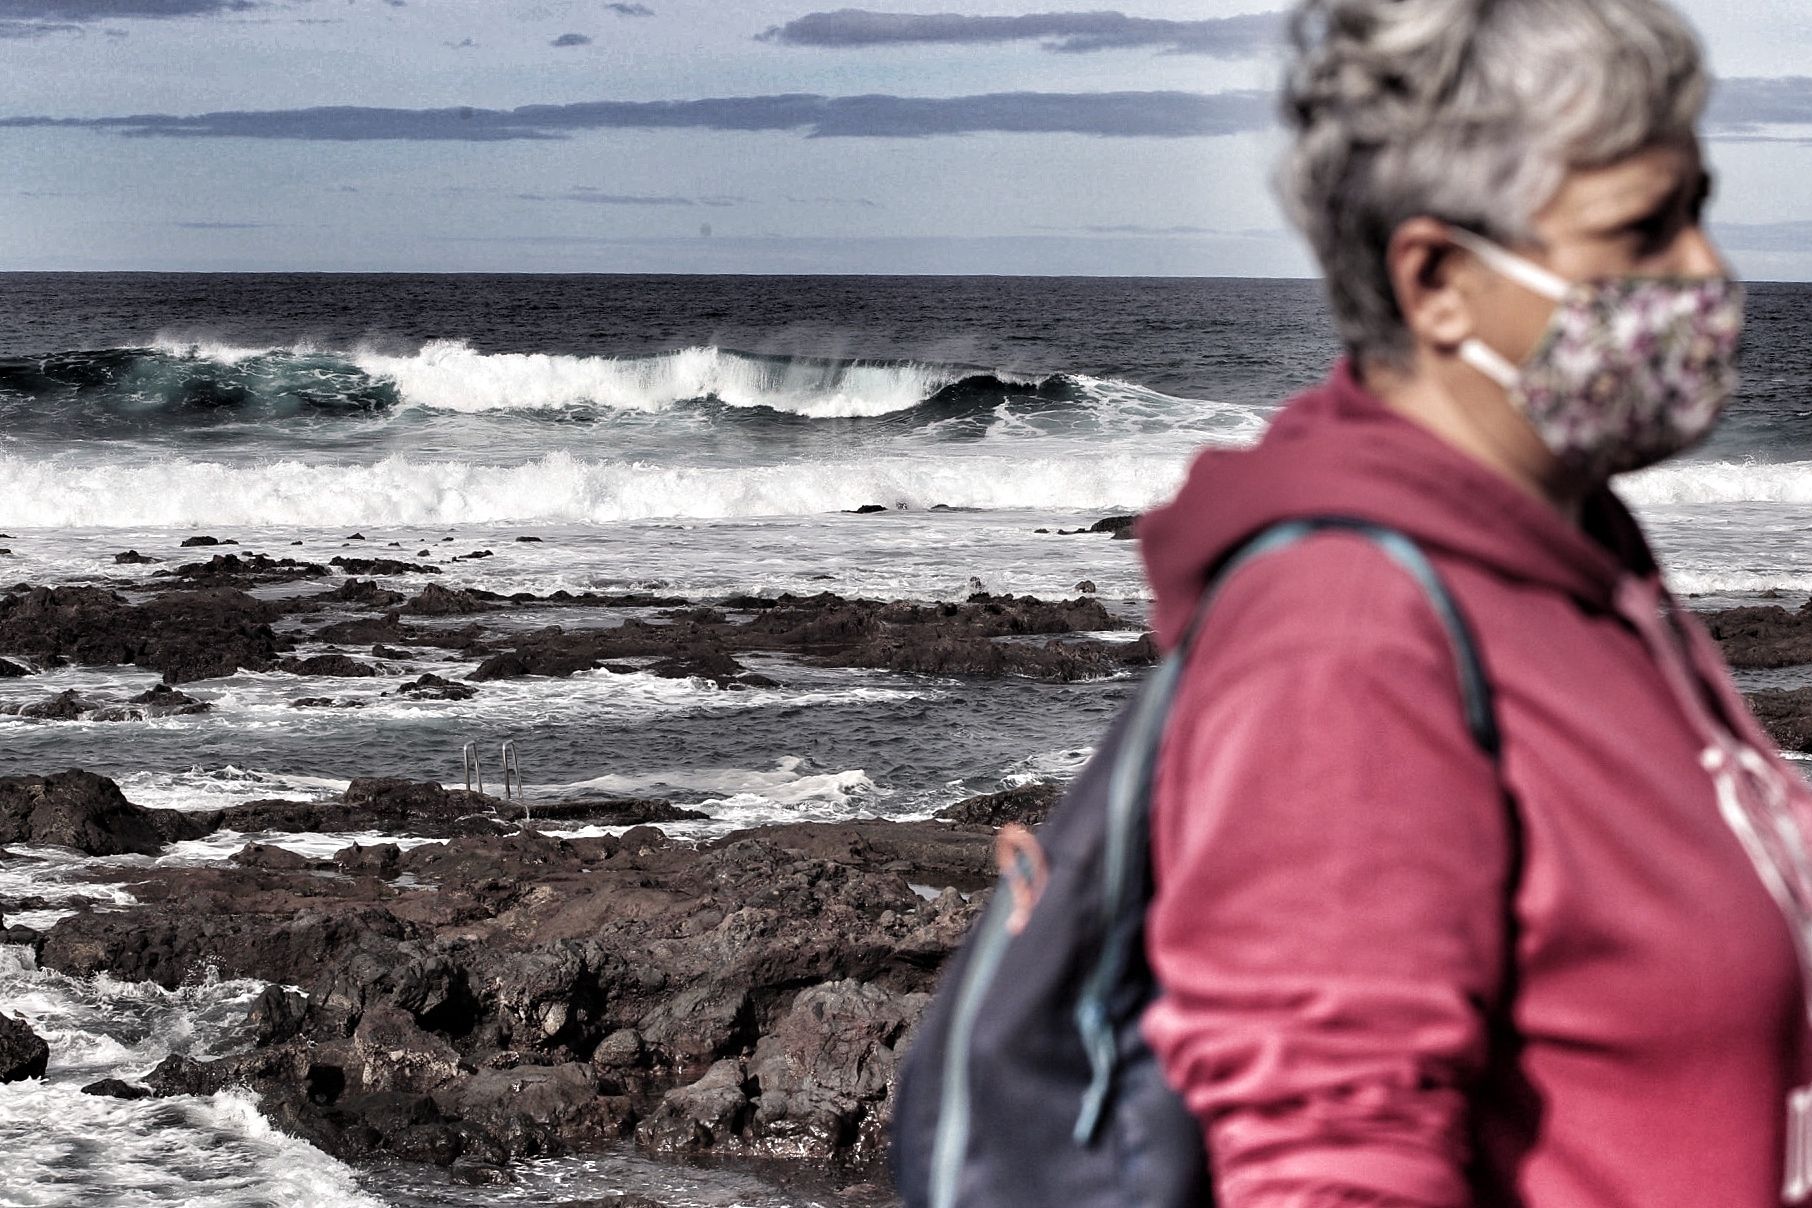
[6,0,254,17]
[757,9,1283,56]
[0,90,1276,141]
[1708,75,1812,128]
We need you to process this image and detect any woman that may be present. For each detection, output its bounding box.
[1138,0,1809,1205]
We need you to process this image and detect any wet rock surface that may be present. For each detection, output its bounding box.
[20,769,1004,1185]
[1701,601,1812,670]
[0,1011,49,1082]
[0,770,216,856]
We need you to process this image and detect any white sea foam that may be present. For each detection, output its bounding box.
[355,340,973,417]
[1621,458,1812,505]
[0,448,1192,527]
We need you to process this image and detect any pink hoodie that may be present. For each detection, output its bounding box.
[1138,364,1812,1207]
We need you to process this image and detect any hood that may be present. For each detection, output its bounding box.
[1139,361,1656,649]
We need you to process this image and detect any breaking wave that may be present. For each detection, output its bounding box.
[1620,458,1812,506]
[0,339,1146,428]
[0,448,1190,526]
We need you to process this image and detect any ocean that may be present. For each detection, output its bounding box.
[0,272,1808,1205]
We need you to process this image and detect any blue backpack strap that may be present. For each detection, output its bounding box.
[1072,516,1501,1144]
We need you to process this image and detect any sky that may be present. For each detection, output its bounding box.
[1,0,1810,277]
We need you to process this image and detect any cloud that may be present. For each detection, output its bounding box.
[550,32,591,47]
[516,188,752,207]
[518,190,698,206]
[1710,220,1812,253]
[0,20,81,37]
[0,90,1275,141]
[757,8,1283,57]
[606,2,653,15]
[4,0,255,17]
[1707,76,1812,130]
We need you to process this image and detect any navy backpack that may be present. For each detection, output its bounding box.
[891,516,1502,1208]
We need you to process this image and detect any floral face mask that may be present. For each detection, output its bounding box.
[1448,226,1744,481]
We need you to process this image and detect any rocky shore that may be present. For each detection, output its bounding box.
[0,769,1054,1195]
[0,547,1109,1199]
[4,537,1811,1202]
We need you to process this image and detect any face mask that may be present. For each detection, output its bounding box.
[1447,226,1744,480]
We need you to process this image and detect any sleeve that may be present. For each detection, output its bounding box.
[1140,535,1511,1208]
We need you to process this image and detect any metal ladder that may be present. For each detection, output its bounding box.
[463,740,527,822]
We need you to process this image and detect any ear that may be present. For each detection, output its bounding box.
[1387,216,1475,351]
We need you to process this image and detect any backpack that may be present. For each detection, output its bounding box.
[891,516,1503,1208]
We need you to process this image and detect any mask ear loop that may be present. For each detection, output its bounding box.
[1446,226,1572,390]
[1447,226,1572,302]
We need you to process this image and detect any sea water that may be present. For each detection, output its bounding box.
[0,272,1807,1204]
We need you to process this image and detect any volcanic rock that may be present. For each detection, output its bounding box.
[83,1078,153,1099]
[392,673,478,701]
[404,584,491,616]
[155,554,329,585]
[934,780,1063,829]
[0,770,216,855]
[36,811,989,1174]
[0,1013,49,1082]
[113,551,159,565]
[1743,688,1812,752]
[0,658,29,677]
[330,557,442,577]
[278,654,380,678]
[1703,602,1812,669]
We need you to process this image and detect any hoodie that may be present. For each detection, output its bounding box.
[1138,363,1812,1207]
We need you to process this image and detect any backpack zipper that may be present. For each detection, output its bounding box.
[929,891,1016,1208]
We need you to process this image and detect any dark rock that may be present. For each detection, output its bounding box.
[746,980,925,1163]
[393,674,478,701]
[33,806,993,1175]
[325,579,408,608]
[330,556,441,577]
[1703,602,1812,669]
[293,697,366,710]
[405,585,490,616]
[334,842,403,880]
[279,654,379,678]
[217,778,505,839]
[1745,688,1812,752]
[647,650,747,684]
[347,533,366,541]
[0,1012,48,1082]
[637,1058,750,1153]
[83,1077,152,1099]
[0,770,216,855]
[114,550,159,565]
[515,536,544,543]
[128,684,209,711]
[12,690,95,721]
[1075,580,1097,594]
[846,505,888,515]
[247,986,310,1045]
[935,781,1063,828]
[233,842,314,871]
[154,554,328,585]
[180,536,224,547]
[0,658,29,678]
[1090,514,1139,539]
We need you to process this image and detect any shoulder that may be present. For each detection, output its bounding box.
[1190,528,1459,680]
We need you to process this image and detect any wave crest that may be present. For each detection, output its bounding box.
[0,448,1189,526]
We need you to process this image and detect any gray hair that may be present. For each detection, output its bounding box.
[1278,0,1710,364]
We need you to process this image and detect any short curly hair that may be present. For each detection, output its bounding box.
[1278,0,1709,364]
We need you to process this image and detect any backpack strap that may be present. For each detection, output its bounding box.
[1072,516,1503,1144]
